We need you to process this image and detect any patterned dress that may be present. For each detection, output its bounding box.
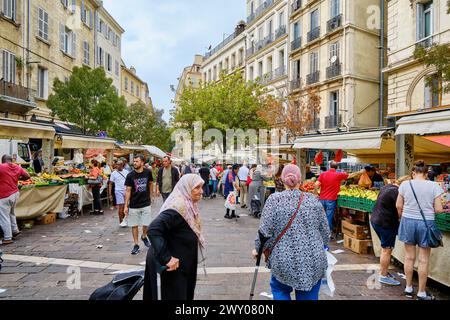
[255,189,330,291]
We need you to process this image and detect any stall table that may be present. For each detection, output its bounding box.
[16,185,67,220]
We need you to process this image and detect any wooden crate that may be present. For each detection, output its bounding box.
[344,234,373,254]
[341,219,371,240]
[35,213,57,225]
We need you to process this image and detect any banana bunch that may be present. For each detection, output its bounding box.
[41,173,65,182]
[338,186,379,201]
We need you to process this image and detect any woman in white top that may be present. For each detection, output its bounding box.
[396,160,444,300]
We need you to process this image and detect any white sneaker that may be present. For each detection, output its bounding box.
[119,220,128,228]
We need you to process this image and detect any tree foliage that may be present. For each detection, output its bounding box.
[47,67,127,135]
[172,72,270,134]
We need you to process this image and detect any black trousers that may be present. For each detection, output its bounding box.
[92,185,102,210]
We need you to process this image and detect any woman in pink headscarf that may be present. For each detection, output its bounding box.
[143,174,205,300]
[252,164,330,300]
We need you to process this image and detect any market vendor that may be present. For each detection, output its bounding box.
[32,150,44,174]
[364,166,385,189]
[305,165,316,180]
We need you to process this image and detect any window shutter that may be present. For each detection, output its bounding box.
[81,0,85,21]
[1,51,5,81]
[416,3,424,40]
[60,23,65,51]
[89,10,93,28]
[72,32,77,58]
[12,0,17,21]
[44,69,49,99]
[71,0,76,14]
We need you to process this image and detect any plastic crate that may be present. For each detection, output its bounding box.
[338,196,376,212]
[436,214,450,232]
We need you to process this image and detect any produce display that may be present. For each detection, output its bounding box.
[300,181,316,193]
[337,186,379,212]
[338,186,379,201]
[263,180,275,187]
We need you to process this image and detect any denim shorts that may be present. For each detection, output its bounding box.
[398,217,439,248]
[128,206,152,227]
[371,222,398,249]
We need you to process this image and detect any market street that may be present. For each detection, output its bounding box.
[1,196,449,300]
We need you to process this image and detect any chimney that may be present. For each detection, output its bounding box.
[235,20,246,36]
[130,66,136,74]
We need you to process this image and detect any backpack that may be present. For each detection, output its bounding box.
[89,270,145,300]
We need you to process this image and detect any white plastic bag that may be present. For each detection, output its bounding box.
[320,251,337,297]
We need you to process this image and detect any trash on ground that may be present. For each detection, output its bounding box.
[96,245,103,249]
[336,240,344,244]
[84,230,92,234]
[331,249,345,254]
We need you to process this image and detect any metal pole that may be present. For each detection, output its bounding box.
[26,0,30,100]
[379,0,385,127]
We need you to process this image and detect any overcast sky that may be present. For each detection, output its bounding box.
[102,0,246,122]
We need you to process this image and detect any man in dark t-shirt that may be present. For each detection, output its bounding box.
[124,154,154,255]
[370,183,401,286]
[199,163,211,198]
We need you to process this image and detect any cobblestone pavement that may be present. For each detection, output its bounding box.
[0,196,449,300]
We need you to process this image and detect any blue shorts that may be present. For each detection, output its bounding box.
[398,217,440,248]
[371,222,398,249]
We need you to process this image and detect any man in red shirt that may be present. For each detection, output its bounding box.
[0,155,30,245]
[315,161,348,231]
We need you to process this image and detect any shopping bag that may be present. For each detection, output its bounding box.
[320,251,337,297]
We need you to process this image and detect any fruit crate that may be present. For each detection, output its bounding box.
[436,214,450,232]
[338,196,376,213]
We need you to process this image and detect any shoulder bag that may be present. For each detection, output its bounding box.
[88,174,103,186]
[409,181,443,248]
[263,192,305,262]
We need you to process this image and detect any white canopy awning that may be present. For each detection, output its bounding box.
[293,130,392,151]
[396,110,450,136]
[143,145,167,158]
[60,134,116,149]
[0,119,55,140]
[115,144,146,151]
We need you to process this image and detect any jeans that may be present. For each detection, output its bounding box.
[270,276,321,300]
[212,180,218,194]
[320,200,337,231]
[0,192,20,240]
[92,185,102,210]
[202,182,210,197]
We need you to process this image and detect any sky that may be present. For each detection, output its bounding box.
[102,0,246,122]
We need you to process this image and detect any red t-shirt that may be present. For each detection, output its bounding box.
[318,169,349,201]
[0,163,28,199]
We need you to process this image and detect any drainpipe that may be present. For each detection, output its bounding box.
[379,0,385,127]
[26,0,31,100]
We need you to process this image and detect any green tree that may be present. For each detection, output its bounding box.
[172,71,269,134]
[47,67,127,135]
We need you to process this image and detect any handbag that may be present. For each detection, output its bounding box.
[88,175,103,185]
[263,192,305,263]
[409,181,443,248]
[246,175,252,186]
[89,270,145,300]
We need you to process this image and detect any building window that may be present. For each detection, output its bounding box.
[97,46,104,66]
[115,60,119,76]
[330,0,340,18]
[293,21,300,39]
[38,8,49,41]
[83,41,90,65]
[37,67,48,99]
[249,66,254,81]
[329,41,340,63]
[60,24,76,58]
[136,85,140,97]
[107,27,112,41]
[3,0,17,20]
[311,9,319,30]
[208,69,211,82]
[60,0,68,8]
[309,51,318,73]
[213,66,217,80]
[329,91,339,116]
[424,74,440,108]
[125,77,128,91]
[1,50,16,83]
[293,60,300,79]
[106,53,112,72]
[258,61,263,78]
[279,11,284,28]
[417,1,433,46]
[131,81,135,94]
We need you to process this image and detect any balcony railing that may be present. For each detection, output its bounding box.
[274,65,286,78]
[306,71,320,85]
[416,36,434,49]
[291,37,302,51]
[246,46,255,57]
[309,117,320,131]
[291,0,302,15]
[290,78,301,92]
[264,33,274,46]
[256,39,265,51]
[247,0,274,24]
[275,25,287,40]
[258,71,274,85]
[326,63,342,79]
[325,114,342,129]
[0,80,34,102]
[307,26,320,43]
[204,31,239,60]
[327,14,342,33]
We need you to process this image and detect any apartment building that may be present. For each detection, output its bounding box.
[245,0,289,96]
[121,60,152,109]
[288,0,384,132]
[174,54,203,108]
[95,5,124,92]
[201,21,246,83]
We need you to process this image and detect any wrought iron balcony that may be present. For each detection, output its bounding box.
[327,14,342,33]
[291,0,302,15]
[275,25,287,40]
[291,37,302,51]
[326,63,342,79]
[416,36,434,49]
[264,33,274,46]
[256,39,265,51]
[274,66,286,78]
[247,0,274,24]
[290,78,301,92]
[307,26,320,43]
[0,80,36,113]
[309,117,320,131]
[258,71,274,85]
[246,46,255,57]
[306,71,320,85]
[325,114,342,129]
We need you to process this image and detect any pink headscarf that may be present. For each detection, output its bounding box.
[159,174,205,247]
[281,164,302,188]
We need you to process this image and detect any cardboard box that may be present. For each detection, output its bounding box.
[341,219,371,240]
[36,213,57,225]
[344,234,373,254]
